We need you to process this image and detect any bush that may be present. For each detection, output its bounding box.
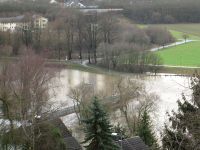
[145,26,175,46]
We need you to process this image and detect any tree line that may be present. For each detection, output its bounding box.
[1,0,200,24]
[98,0,200,23]
[97,25,174,73]
[0,10,174,73]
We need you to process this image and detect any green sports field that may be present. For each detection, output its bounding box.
[156,41,200,67]
[153,24,200,67]
[139,23,200,67]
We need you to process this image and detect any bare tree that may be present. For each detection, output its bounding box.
[99,12,118,44]
[113,77,144,135]
[111,77,158,136]
[76,13,86,60]
[0,63,16,149]
[98,42,125,69]
[51,19,65,61]
[69,83,95,124]
[63,13,76,60]
[11,32,22,55]
[84,13,100,64]
[0,52,55,149]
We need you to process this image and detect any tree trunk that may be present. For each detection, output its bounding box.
[79,48,82,60]
[68,51,72,60]
[88,49,91,64]
[94,48,97,64]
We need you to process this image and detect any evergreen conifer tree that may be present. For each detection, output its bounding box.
[82,97,119,150]
[138,109,158,149]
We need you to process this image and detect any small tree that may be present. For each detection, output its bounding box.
[69,83,95,124]
[137,109,158,149]
[0,52,55,149]
[182,34,189,43]
[82,97,119,150]
[115,77,144,135]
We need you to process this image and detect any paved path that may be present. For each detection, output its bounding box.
[150,39,198,52]
[70,40,200,69]
[155,64,200,69]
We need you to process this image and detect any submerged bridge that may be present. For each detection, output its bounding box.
[41,95,120,121]
[41,105,78,121]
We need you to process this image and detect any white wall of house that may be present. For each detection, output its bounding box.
[0,16,48,32]
[34,17,48,29]
[0,22,17,32]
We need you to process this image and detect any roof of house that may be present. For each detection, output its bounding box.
[65,0,86,8]
[116,136,149,150]
[49,118,82,150]
[0,15,48,23]
[0,15,24,23]
[32,15,48,20]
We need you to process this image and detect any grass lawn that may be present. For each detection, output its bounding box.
[157,41,200,67]
[139,23,200,40]
[140,23,200,67]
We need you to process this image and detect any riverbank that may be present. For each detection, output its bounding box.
[50,59,199,77]
[89,63,200,76]
[1,56,199,76]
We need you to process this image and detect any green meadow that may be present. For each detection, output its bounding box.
[157,41,200,67]
[143,23,200,67]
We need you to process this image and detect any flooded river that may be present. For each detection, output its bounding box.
[50,68,191,138]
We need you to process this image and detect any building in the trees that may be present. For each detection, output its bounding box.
[50,0,101,9]
[64,0,86,8]
[32,15,48,29]
[0,22,17,32]
[0,15,24,32]
[0,15,48,32]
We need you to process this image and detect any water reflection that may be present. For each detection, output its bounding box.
[50,69,191,137]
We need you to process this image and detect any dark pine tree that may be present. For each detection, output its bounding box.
[138,109,158,149]
[162,73,200,150]
[82,97,119,150]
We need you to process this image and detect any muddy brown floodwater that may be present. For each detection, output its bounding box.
[49,68,191,140]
